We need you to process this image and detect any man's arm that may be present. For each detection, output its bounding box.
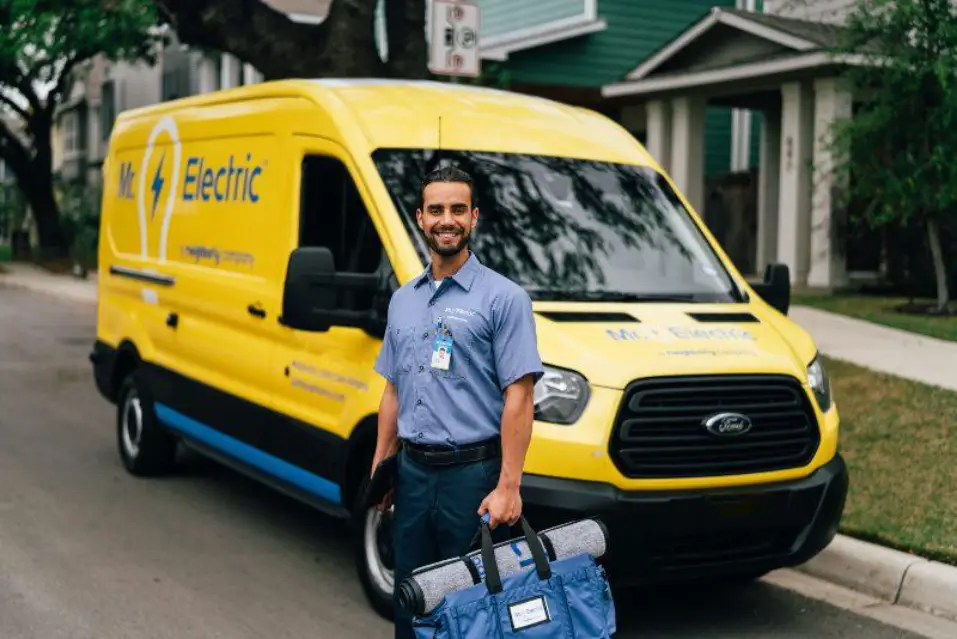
[479,287,544,528]
[371,380,400,475]
[497,375,536,493]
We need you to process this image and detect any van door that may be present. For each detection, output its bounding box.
[269,138,394,512]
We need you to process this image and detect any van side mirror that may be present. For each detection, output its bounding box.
[750,263,791,315]
[280,246,388,337]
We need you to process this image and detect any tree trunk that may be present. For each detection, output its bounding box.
[926,216,950,312]
[24,180,66,257]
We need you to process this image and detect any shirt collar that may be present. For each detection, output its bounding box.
[414,251,480,292]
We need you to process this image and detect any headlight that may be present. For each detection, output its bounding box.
[807,354,832,413]
[533,366,590,424]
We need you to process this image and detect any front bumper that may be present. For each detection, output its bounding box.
[521,454,848,585]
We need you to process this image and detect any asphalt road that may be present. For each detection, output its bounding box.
[0,283,929,638]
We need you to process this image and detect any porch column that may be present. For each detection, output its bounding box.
[756,108,781,270]
[776,81,814,286]
[646,100,672,172]
[670,95,706,214]
[807,76,852,290]
[197,55,218,94]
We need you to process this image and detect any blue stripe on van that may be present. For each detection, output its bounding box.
[154,402,342,505]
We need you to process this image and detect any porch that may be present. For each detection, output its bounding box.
[602,7,874,290]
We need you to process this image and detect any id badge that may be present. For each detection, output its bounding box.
[431,335,453,370]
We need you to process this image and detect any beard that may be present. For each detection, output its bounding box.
[426,225,471,257]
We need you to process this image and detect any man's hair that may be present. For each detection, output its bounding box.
[420,165,475,209]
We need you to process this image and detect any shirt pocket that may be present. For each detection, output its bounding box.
[430,321,474,382]
[394,325,418,376]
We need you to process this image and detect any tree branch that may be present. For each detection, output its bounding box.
[0,116,33,184]
[152,0,336,79]
[0,92,30,120]
[385,0,428,79]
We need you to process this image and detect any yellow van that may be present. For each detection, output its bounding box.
[90,79,847,618]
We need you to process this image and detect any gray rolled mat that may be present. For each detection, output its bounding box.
[397,518,609,616]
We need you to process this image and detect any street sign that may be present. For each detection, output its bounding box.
[429,0,481,78]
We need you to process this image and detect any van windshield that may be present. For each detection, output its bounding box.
[371,149,743,303]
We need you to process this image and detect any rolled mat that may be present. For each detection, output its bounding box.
[397,518,609,616]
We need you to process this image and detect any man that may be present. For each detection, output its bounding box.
[370,166,544,638]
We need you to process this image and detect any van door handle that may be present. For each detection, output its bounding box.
[247,304,267,319]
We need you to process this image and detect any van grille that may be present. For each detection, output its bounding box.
[609,375,820,479]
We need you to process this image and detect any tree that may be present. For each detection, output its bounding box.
[828,0,957,312]
[152,0,428,81]
[0,0,162,255]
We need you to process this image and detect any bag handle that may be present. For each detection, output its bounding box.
[480,513,552,595]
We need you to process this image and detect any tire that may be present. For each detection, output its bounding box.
[116,371,178,476]
[353,475,396,621]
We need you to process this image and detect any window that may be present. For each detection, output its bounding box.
[62,112,78,154]
[101,80,116,140]
[299,154,388,311]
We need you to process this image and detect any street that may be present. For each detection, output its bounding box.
[0,284,929,638]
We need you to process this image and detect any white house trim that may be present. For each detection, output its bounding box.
[625,7,819,81]
[604,52,868,98]
[482,17,607,60]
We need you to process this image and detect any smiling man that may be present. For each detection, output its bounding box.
[370,165,544,638]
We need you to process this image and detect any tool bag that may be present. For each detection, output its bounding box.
[409,516,617,638]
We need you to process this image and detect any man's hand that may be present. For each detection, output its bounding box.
[478,484,522,529]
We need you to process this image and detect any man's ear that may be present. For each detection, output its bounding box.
[416,208,424,231]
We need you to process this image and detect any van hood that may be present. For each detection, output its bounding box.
[532,303,813,390]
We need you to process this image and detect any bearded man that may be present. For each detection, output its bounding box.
[369,165,544,638]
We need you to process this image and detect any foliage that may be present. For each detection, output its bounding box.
[55,179,100,269]
[0,0,162,252]
[828,0,957,310]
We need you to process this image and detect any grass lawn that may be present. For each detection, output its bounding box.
[795,294,957,343]
[0,243,11,263]
[827,356,957,564]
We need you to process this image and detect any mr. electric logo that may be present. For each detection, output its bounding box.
[116,116,266,263]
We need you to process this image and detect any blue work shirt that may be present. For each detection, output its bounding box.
[374,251,544,447]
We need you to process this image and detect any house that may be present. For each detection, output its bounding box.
[600,0,873,291]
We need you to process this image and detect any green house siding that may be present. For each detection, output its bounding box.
[498,0,738,178]
[480,0,589,40]
[500,0,734,88]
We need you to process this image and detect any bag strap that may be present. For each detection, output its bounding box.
[479,513,552,596]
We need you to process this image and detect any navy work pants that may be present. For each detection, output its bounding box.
[392,448,510,639]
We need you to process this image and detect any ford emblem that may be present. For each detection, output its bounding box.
[703,412,753,436]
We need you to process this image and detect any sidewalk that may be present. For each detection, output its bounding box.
[0,262,98,304]
[789,305,957,393]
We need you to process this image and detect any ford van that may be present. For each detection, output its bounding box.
[90,79,848,619]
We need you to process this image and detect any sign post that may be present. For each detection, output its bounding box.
[429,0,481,78]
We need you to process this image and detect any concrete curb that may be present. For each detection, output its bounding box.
[798,534,957,622]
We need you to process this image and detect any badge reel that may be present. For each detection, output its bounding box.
[430,319,453,371]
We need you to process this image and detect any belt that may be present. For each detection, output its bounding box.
[401,437,501,467]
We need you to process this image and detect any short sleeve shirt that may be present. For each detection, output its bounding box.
[374,252,544,447]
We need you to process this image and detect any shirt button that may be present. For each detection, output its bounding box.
[429,300,435,306]
[418,365,424,372]
[417,399,423,405]
[422,332,428,339]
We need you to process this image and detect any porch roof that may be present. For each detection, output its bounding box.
[601,7,864,102]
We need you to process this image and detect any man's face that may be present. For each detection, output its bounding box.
[416,181,478,258]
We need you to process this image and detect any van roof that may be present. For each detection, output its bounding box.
[116,79,653,165]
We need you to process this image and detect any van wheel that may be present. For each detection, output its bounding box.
[116,372,177,476]
[353,478,396,621]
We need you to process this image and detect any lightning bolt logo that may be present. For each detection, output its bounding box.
[150,152,166,222]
